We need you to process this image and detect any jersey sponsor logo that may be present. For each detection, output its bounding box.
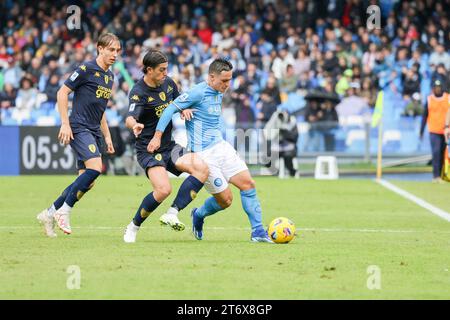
[155,100,173,117]
[129,103,136,112]
[88,144,97,153]
[214,178,223,187]
[70,71,79,81]
[95,85,112,99]
[131,95,140,101]
[178,93,189,102]
[159,92,166,101]
[148,97,154,103]
[155,153,162,161]
[208,105,221,114]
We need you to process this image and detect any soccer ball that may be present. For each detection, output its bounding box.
[268,217,296,244]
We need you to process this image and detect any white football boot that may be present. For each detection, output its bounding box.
[53,209,72,234]
[159,213,185,231]
[36,209,57,238]
[123,221,140,243]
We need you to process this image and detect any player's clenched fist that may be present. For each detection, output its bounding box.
[132,123,144,138]
[147,136,161,153]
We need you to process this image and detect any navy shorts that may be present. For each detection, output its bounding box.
[136,143,188,177]
[70,130,104,170]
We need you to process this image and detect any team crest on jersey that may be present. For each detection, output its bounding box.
[80,65,86,71]
[159,92,166,101]
[148,96,154,103]
[131,95,140,101]
[214,178,223,187]
[94,72,100,77]
[155,153,162,161]
[88,144,96,153]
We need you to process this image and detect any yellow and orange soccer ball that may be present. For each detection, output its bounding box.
[267,217,296,244]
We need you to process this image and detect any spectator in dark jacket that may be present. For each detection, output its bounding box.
[43,74,59,103]
[0,83,17,108]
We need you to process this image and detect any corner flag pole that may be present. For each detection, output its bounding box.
[376,117,383,180]
[371,91,384,180]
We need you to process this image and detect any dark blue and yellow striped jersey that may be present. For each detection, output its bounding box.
[127,77,180,152]
[64,60,114,134]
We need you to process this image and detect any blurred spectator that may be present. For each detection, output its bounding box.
[279,64,298,94]
[12,77,40,122]
[43,74,60,103]
[256,89,278,124]
[263,76,282,106]
[0,83,17,108]
[271,46,295,80]
[335,69,352,96]
[429,44,450,70]
[402,69,420,99]
[113,81,131,120]
[403,92,424,117]
[431,64,449,92]
[265,110,299,177]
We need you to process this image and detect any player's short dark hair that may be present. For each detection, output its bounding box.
[142,49,168,74]
[208,58,233,75]
[97,33,119,53]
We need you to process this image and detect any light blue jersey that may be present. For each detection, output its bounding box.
[156,81,224,152]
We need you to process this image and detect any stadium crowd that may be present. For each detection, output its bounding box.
[0,0,449,152]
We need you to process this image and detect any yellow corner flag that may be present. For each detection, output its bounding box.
[371,91,384,127]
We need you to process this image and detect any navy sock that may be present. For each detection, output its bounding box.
[133,192,161,226]
[171,175,204,211]
[52,183,74,210]
[65,169,101,207]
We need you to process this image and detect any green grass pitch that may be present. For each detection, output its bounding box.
[0,176,449,299]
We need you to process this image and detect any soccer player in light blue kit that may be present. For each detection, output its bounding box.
[148,58,272,243]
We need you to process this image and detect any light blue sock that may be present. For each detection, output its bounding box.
[240,188,263,232]
[196,196,223,218]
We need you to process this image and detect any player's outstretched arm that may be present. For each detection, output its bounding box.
[148,103,180,153]
[57,84,74,145]
[101,112,115,154]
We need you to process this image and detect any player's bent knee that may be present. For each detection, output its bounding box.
[195,162,209,181]
[155,185,172,199]
[241,179,256,190]
[218,196,233,209]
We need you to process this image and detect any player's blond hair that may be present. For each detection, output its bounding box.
[96,33,120,54]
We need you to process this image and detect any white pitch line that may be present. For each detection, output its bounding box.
[1,225,450,234]
[376,179,450,222]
